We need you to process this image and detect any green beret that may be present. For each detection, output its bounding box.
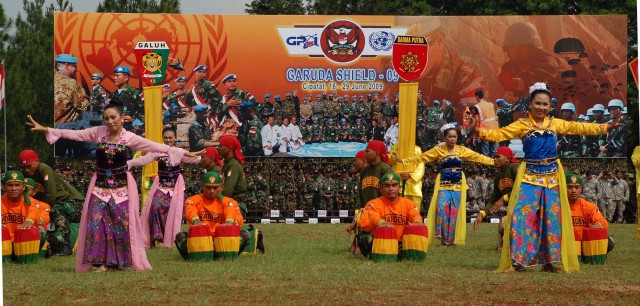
[2,170,25,184]
[200,171,223,185]
[24,178,37,189]
[379,172,401,185]
[565,173,582,186]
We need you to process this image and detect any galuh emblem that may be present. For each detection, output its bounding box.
[399,52,420,73]
[142,52,162,73]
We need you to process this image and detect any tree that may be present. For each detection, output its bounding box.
[97,0,180,13]
[245,0,306,15]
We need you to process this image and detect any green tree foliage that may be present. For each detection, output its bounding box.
[245,0,306,15]
[97,0,181,13]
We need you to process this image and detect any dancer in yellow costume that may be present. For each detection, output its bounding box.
[394,124,494,246]
[469,82,618,273]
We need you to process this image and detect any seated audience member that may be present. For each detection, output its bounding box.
[358,172,423,258]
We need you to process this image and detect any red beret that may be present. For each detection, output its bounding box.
[18,149,39,165]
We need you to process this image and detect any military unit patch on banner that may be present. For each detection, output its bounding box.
[134,41,170,85]
[392,35,429,82]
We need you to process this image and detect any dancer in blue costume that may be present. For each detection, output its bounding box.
[394,124,494,246]
[468,82,619,272]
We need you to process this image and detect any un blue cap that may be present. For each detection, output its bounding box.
[194,104,209,113]
[132,119,144,127]
[551,98,558,103]
[316,94,321,98]
[433,100,440,106]
[496,98,506,105]
[286,93,292,97]
[373,93,379,96]
[175,76,186,82]
[275,95,281,99]
[356,118,362,122]
[222,74,237,83]
[55,54,78,64]
[193,65,208,72]
[264,93,271,98]
[163,84,171,88]
[340,118,346,122]
[352,95,356,99]
[292,90,298,93]
[333,91,338,95]
[313,117,318,121]
[91,73,103,80]
[301,118,307,123]
[343,94,349,98]
[359,95,363,98]
[328,118,334,122]
[114,66,131,74]
[384,95,389,98]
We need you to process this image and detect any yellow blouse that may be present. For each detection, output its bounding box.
[390,144,425,197]
[402,144,495,167]
[478,115,608,143]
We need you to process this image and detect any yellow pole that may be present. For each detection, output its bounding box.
[633,146,640,238]
[140,85,163,207]
[394,82,419,175]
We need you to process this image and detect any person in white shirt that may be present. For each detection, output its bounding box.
[384,116,399,151]
[261,115,281,156]
[279,117,295,153]
[289,117,305,150]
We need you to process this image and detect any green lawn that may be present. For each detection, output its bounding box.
[3,224,640,305]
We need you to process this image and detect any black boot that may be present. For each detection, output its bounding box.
[256,231,265,253]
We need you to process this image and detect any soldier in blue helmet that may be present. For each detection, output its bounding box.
[89,72,109,112]
[54,54,89,125]
[108,66,144,129]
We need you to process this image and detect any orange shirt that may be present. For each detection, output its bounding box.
[359,196,422,239]
[184,194,244,236]
[570,197,608,239]
[1,195,40,241]
[31,197,51,226]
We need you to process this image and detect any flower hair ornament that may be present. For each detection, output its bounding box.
[440,123,457,135]
[529,82,550,95]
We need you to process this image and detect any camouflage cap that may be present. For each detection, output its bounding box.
[200,171,223,186]
[379,172,400,185]
[2,170,25,184]
[565,173,582,186]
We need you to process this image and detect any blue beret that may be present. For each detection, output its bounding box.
[337,97,343,100]
[373,93,379,96]
[162,84,171,88]
[292,90,298,93]
[300,118,307,123]
[433,100,440,105]
[286,93,292,97]
[132,119,144,127]
[193,65,208,72]
[551,98,558,103]
[275,95,281,99]
[340,118,346,122]
[90,73,103,80]
[222,73,237,83]
[194,104,209,113]
[316,94,321,98]
[55,54,78,64]
[359,95,363,98]
[332,91,338,95]
[496,99,507,105]
[114,66,131,74]
[327,118,334,122]
[343,94,349,98]
[175,76,186,82]
[356,118,362,122]
[384,95,389,98]
[264,94,271,98]
[352,95,356,99]
[313,117,318,121]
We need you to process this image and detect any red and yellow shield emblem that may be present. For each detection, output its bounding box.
[392,36,429,82]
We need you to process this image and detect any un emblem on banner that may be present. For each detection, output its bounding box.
[142,52,162,73]
[369,31,394,51]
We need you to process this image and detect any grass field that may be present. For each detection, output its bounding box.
[3,223,640,305]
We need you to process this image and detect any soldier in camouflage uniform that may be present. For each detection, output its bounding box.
[371,93,384,123]
[382,95,397,120]
[312,95,325,123]
[281,93,297,121]
[496,98,519,128]
[581,171,599,202]
[548,98,559,118]
[188,104,215,151]
[254,170,270,211]
[424,100,441,149]
[416,90,426,120]
[89,73,109,112]
[339,94,354,123]
[169,76,190,109]
[310,117,325,143]
[110,66,144,129]
[299,118,312,144]
[300,170,316,210]
[186,65,223,128]
[557,102,582,157]
[316,170,334,210]
[54,54,89,125]
[245,174,258,213]
[273,95,285,125]
[299,97,313,122]
[611,171,629,223]
[324,118,339,142]
[441,100,456,124]
[214,74,257,142]
[582,104,607,157]
[270,171,286,211]
[602,99,626,157]
[257,94,274,122]
[337,118,352,142]
[324,94,339,123]
[597,171,614,221]
[335,169,354,210]
[351,118,367,143]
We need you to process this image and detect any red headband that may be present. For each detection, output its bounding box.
[495,146,517,163]
[366,140,390,164]
[219,135,245,165]
[355,150,366,160]
[203,147,223,168]
[19,149,39,165]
